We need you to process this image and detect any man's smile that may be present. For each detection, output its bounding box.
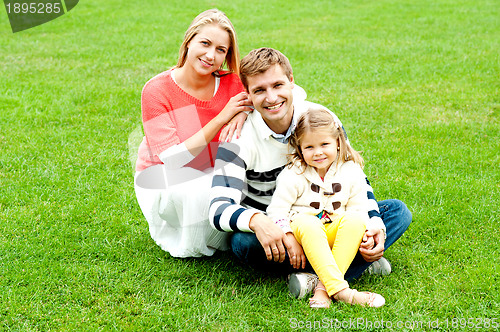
[264,101,285,111]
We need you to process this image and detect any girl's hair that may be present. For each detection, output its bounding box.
[289,107,364,170]
[176,9,240,76]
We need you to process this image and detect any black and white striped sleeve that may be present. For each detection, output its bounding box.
[209,142,260,233]
[364,177,386,235]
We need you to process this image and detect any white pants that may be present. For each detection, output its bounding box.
[134,164,230,257]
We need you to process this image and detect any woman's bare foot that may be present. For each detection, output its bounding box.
[333,288,385,308]
[309,281,331,308]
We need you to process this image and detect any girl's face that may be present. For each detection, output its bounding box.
[185,24,230,76]
[299,129,338,178]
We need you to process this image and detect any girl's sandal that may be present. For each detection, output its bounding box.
[308,284,332,309]
[333,288,385,308]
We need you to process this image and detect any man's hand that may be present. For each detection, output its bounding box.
[286,233,306,269]
[359,228,385,262]
[249,213,291,263]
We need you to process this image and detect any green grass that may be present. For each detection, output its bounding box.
[1,0,499,330]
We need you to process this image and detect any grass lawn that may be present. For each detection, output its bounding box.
[1,0,499,330]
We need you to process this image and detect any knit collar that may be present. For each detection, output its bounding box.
[166,69,226,108]
[294,160,344,189]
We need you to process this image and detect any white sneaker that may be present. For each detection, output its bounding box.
[288,272,319,299]
[365,257,392,276]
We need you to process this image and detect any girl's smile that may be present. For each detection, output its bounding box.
[299,129,338,178]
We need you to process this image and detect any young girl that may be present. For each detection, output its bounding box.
[267,107,386,308]
[134,9,252,257]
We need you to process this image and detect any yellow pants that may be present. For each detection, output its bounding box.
[291,211,366,296]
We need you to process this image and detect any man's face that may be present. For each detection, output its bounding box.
[246,64,294,134]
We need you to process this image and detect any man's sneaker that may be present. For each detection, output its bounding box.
[365,257,392,276]
[288,272,319,299]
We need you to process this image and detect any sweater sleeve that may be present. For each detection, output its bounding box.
[340,123,386,237]
[208,142,261,233]
[364,176,386,236]
[266,167,300,234]
[158,142,195,169]
[345,163,386,235]
[141,77,181,157]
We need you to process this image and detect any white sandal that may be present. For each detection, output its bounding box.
[308,283,331,309]
[334,288,385,308]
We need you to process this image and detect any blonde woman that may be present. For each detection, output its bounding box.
[135,9,252,257]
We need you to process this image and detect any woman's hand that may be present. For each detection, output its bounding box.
[184,92,251,158]
[286,232,306,269]
[219,111,249,142]
[216,92,252,126]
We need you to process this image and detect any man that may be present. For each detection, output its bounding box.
[209,48,411,295]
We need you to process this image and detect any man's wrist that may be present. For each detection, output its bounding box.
[249,212,266,231]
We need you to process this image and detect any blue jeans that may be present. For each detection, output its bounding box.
[230,199,412,279]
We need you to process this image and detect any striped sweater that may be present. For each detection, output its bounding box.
[208,97,382,233]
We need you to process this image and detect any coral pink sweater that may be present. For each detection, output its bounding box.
[135,70,245,172]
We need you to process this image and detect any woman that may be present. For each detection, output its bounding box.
[134,9,252,257]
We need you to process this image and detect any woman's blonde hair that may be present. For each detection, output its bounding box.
[289,107,364,170]
[176,9,240,76]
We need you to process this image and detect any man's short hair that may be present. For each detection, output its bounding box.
[239,47,293,90]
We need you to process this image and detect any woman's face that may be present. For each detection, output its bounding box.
[185,24,230,76]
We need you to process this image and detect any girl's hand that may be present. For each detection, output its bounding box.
[360,230,375,249]
[217,92,252,125]
[286,233,306,269]
[219,111,248,143]
[359,228,385,262]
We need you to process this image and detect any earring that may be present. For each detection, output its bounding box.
[337,147,340,151]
